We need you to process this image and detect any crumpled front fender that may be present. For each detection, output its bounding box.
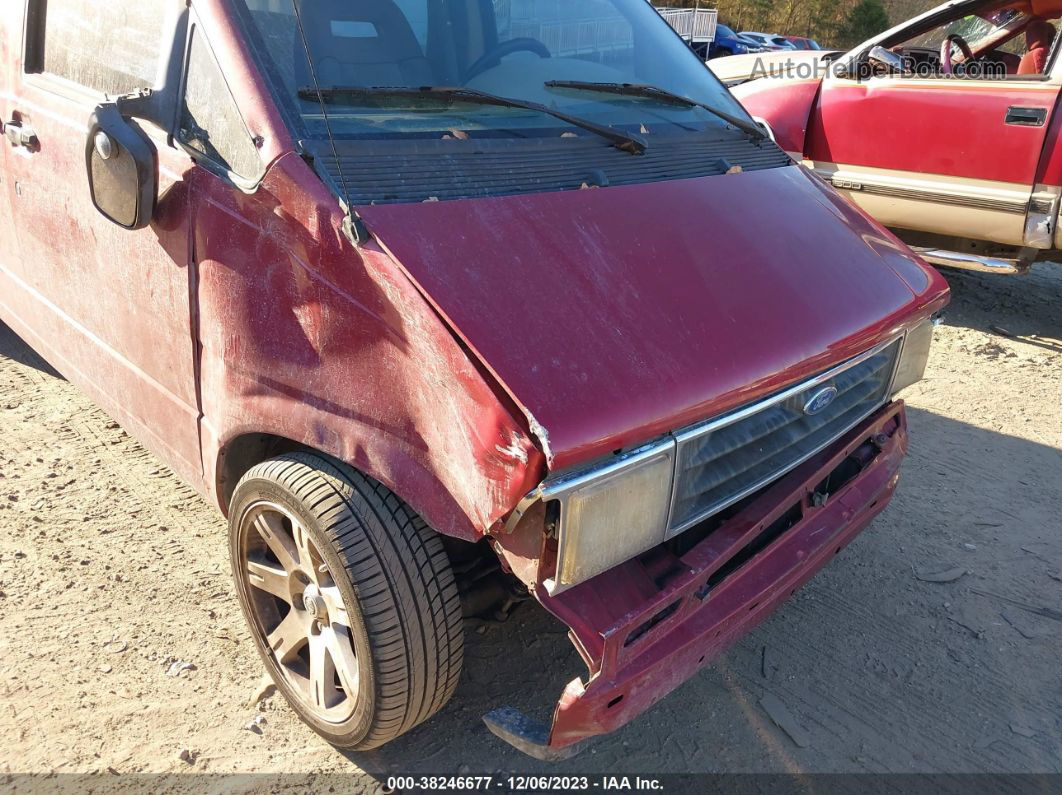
[485,402,908,758]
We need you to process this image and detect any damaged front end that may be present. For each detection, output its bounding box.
[485,393,910,759]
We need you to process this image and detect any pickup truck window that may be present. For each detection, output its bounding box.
[887,8,1057,78]
[30,0,167,94]
[178,28,263,182]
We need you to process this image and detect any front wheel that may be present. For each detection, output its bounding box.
[229,452,464,749]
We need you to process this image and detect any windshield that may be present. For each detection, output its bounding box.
[233,0,751,142]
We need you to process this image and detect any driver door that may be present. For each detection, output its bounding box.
[3,0,203,484]
[804,13,1062,250]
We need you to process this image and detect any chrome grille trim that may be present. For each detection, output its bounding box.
[665,334,904,536]
[503,334,907,594]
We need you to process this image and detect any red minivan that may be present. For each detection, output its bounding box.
[0,0,948,759]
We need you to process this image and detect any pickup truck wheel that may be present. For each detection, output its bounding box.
[229,452,464,749]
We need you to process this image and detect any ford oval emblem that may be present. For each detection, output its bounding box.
[803,386,839,416]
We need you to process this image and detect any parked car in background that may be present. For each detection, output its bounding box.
[784,35,824,49]
[731,0,1062,274]
[741,31,798,50]
[0,0,948,762]
[709,47,843,85]
[739,32,773,51]
[706,24,765,57]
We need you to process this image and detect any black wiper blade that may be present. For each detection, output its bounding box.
[297,85,647,154]
[544,80,769,142]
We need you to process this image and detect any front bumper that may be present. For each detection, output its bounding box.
[485,401,908,759]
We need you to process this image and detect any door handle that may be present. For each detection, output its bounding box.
[2,119,38,148]
[1005,106,1048,126]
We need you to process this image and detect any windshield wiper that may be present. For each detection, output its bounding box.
[544,80,769,142]
[297,85,647,154]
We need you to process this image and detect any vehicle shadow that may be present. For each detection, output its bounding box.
[935,260,1062,351]
[0,319,64,379]
[339,405,1062,777]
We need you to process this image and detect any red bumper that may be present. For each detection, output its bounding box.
[485,402,908,759]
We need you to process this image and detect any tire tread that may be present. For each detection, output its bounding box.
[236,452,464,749]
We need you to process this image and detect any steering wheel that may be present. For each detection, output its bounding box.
[465,38,551,81]
[940,33,974,74]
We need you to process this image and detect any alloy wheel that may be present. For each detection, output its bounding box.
[236,501,360,723]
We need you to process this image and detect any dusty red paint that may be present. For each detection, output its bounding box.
[192,153,546,539]
[1,0,951,753]
[0,24,204,485]
[358,166,948,473]
[0,3,543,542]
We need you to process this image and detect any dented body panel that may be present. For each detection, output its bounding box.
[0,2,542,540]
[192,152,545,539]
[0,0,951,757]
[487,400,909,756]
[358,166,948,473]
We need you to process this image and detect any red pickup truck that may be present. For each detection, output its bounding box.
[717,0,1062,274]
[0,0,948,759]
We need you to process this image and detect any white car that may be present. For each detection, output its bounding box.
[740,31,798,50]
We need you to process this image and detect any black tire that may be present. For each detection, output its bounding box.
[229,452,464,750]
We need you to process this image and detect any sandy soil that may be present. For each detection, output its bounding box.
[0,262,1060,784]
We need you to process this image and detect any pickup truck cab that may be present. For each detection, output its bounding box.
[723,0,1062,274]
[0,0,948,759]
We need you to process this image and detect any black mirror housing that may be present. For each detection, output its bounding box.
[83,9,187,231]
[86,104,159,230]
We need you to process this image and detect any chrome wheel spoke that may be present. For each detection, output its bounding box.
[246,560,291,602]
[266,610,307,664]
[253,512,298,572]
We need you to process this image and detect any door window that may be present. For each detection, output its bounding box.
[884,6,1057,79]
[178,28,264,182]
[30,0,169,93]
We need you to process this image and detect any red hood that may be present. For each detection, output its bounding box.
[357,166,948,471]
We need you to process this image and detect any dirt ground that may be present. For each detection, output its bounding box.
[0,262,1060,785]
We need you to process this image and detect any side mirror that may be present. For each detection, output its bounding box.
[86,103,158,230]
[867,45,904,73]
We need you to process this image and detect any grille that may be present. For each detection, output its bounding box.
[668,338,902,534]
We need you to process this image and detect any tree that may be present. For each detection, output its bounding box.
[837,0,891,47]
[654,0,889,49]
